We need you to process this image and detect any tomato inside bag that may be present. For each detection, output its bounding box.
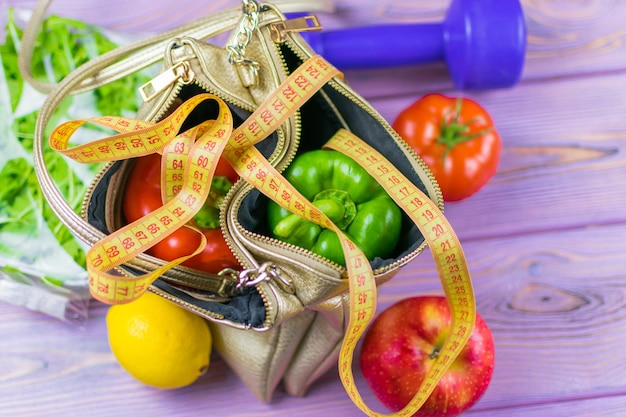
[122,153,240,274]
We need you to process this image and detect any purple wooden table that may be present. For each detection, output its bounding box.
[3,1,626,416]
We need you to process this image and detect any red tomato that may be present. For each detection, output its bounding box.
[393,94,501,201]
[123,153,240,274]
[149,226,239,273]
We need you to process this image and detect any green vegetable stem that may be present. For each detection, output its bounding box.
[267,149,403,266]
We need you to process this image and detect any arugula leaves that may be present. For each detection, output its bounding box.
[0,9,150,283]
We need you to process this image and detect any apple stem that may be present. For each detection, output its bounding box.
[429,347,441,360]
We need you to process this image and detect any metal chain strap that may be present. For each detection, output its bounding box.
[227,0,260,76]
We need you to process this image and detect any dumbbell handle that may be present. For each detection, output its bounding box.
[303,23,446,69]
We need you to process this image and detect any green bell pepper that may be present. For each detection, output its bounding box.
[267,149,402,266]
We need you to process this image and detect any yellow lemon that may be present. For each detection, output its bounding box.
[106,291,212,389]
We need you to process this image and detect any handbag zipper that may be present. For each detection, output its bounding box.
[232,18,445,278]
[80,161,115,223]
[148,286,228,323]
[140,38,258,122]
[130,37,302,329]
[139,61,194,102]
[111,8,439,321]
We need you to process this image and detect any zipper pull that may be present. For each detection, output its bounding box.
[139,61,194,102]
[269,15,322,43]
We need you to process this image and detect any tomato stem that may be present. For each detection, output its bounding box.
[437,98,492,159]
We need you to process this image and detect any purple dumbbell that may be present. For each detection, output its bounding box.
[299,0,527,90]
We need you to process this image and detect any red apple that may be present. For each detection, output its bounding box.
[360,295,495,417]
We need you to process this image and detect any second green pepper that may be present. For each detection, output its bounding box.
[267,149,402,266]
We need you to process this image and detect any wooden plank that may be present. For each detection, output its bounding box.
[1,1,625,416]
[367,71,626,241]
[2,222,625,416]
[8,0,626,92]
[14,0,619,243]
[332,0,626,96]
[466,394,626,417]
[379,221,626,409]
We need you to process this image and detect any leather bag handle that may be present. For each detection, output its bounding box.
[18,0,335,95]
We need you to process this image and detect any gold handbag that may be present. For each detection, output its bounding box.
[28,0,475,414]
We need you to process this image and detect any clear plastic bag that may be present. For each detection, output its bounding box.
[0,9,150,323]
[0,267,90,324]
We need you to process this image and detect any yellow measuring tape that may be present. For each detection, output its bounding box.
[49,54,475,416]
[326,130,475,416]
[51,94,234,303]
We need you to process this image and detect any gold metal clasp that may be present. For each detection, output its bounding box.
[225,262,294,294]
[269,16,322,43]
[139,61,194,102]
